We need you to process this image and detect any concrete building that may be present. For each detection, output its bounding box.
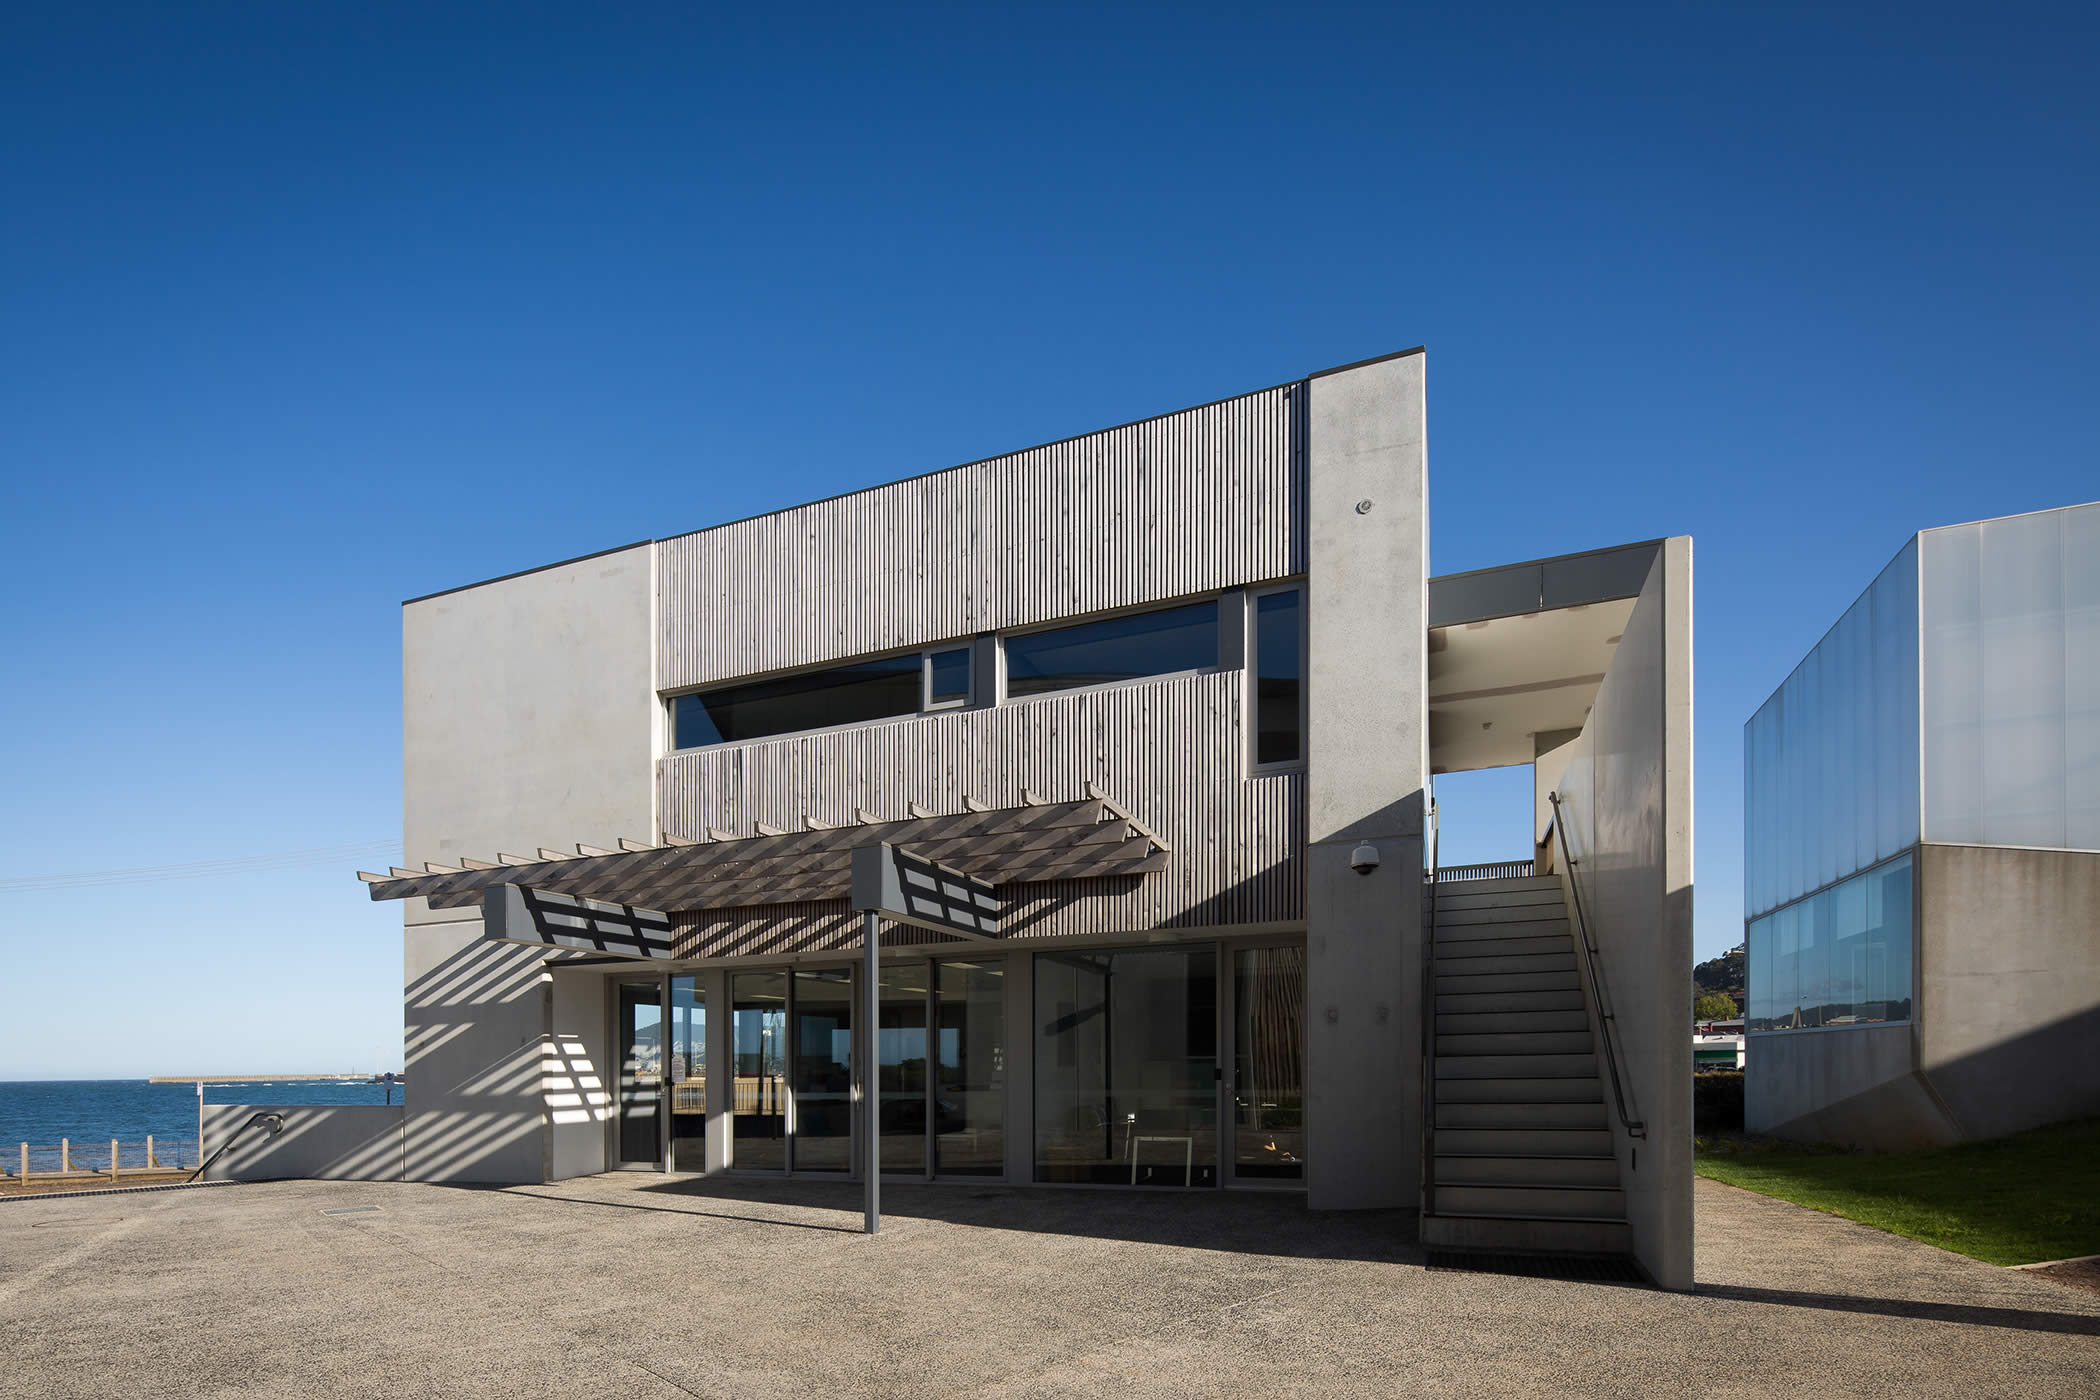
[343,349,1694,1286]
[1743,502,2100,1148]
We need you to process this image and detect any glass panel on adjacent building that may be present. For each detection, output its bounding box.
[731,972,788,1171]
[928,647,972,707]
[672,654,923,749]
[1254,589,1303,766]
[1233,946,1305,1180]
[1922,505,2100,850]
[1747,853,1913,1034]
[1005,601,1220,699]
[670,976,705,1171]
[878,962,930,1175]
[1034,946,1218,1187]
[1743,538,1920,921]
[791,968,854,1172]
[616,981,663,1165]
[935,959,1006,1177]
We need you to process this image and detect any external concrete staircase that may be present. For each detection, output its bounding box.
[1420,872,1631,1256]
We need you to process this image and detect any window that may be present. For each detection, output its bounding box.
[1253,588,1303,765]
[1034,946,1218,1187]
[1005,601,1219,699]
[671,645,976,750]
[1746,853,1913,1032]
[928,647,971,708]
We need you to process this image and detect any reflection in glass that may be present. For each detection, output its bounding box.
[929,648,972,706]
[1034,947,1217,1187]
[673,654,922,749]
[1254,590,1303,765]
[1233,946,1305,1179]
[1005,602,1219,699]
[670,977,705,1171]
[1747,854,1913,1033]
[792,968,854,1172]
[936,960,1005,1176]
[617,981,663,1164]
[879,963,929,1174]
[1743,539,1920,919]
[731,972,787,1170]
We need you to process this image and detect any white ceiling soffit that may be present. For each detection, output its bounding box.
[1427,598,1637,774]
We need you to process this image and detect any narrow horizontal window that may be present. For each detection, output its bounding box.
[928,647,971,707]
[1255,588,1303,765]
[672,655,921,748]
[1005,601,1219,699]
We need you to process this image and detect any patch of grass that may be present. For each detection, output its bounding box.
[1694,1117,2100,1266]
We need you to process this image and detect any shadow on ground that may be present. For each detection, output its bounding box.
[471,1173,1422,1264]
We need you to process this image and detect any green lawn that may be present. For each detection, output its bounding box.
[1694,1117,2100,1266]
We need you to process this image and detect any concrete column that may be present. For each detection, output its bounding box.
[1303,349,1429,1210]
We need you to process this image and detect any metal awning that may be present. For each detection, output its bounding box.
[359,790,1167,918]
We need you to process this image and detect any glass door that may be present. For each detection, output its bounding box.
[616,979,665,1167]
[878,963,930,1176]
[731,972,788,1171]
[1230,945,1306,1183]
[791,968,854,1172]
[670,976,705,1171]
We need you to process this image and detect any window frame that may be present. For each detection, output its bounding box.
[1247,581,1308,774]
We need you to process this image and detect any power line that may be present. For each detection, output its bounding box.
[0,840,401,894]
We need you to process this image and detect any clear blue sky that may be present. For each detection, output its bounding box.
[2,4,2093,1077]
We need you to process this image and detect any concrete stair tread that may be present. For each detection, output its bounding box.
[1424,1210,1629,1225]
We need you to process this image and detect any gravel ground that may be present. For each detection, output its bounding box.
[2,1173,2096,1399]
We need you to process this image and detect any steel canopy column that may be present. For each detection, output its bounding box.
[863,909,880,1235]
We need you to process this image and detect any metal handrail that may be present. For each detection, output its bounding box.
[1419,797,1440,1218]
[186,1112,285,1184]
[1546,791,1646,1140]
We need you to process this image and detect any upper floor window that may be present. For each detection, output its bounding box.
[1253,587,1303,765]
[672,654,925,749]
[927,646,972,709]
[1004,600,1219,699]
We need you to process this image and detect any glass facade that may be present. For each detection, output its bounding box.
[1005,601,1220,699]
[1920,504,2100,851]
[1232,945,1305,1179]
[790,968,854,1171]
[1746,854,1913,1032]
[1034,946,1218,1187]
[1743,539,1920,920]
[730,972,788,1170]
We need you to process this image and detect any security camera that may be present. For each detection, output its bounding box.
[1349,842,1380,875]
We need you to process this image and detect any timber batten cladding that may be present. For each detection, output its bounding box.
[654,383,1305,690]
[648,384,1310,947]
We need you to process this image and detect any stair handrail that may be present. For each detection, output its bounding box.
[185,1111,285,1184]
[1546,791,1646,1140]
[1420,796,1439,1219]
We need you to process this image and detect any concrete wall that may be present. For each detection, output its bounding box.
[548,966,612,1181]
[1303,350,1428,1211]
[201,1105,405,1181]
[1748,844,2100,1148]
[1744,1023,1955,1148]
[402,543,656,1183]
[1550,537,1694,1290]
[1918,843,2100,1138]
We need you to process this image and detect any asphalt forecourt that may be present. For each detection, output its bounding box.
[3,1174,2097,1399]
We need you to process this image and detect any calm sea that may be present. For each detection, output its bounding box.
[0,1079,401,1171]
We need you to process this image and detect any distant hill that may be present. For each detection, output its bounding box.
[1694,945,1745,1010]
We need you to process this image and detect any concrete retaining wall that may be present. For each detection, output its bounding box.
[201,1105,406,1181]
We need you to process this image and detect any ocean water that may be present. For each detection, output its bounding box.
[0,1079,401,1172]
